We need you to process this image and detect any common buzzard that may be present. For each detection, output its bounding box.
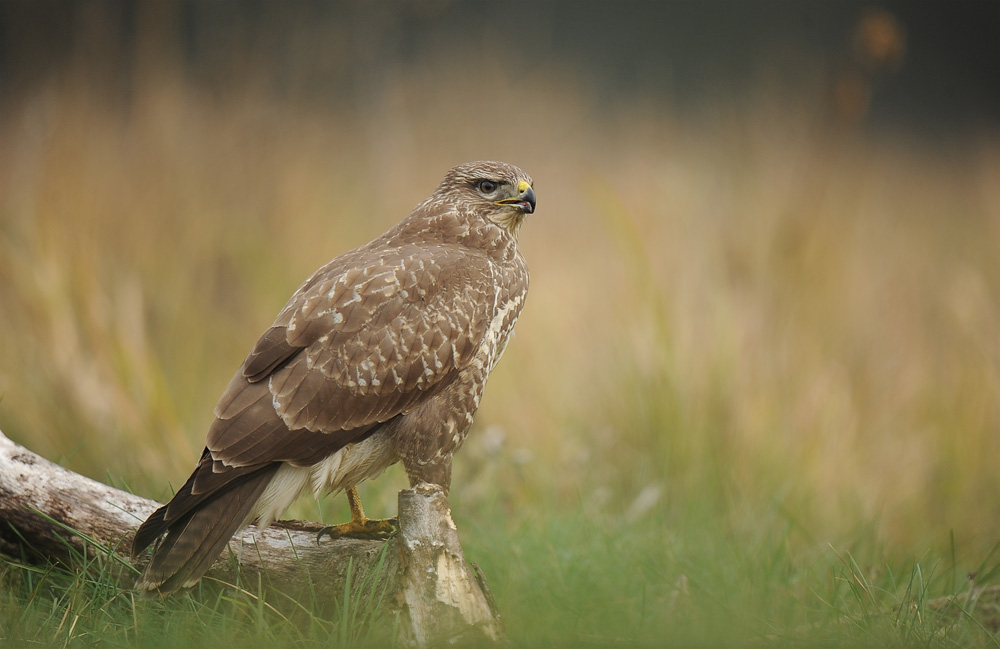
[132,160,536,594]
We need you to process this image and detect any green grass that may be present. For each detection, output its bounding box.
[3,502,999,648]
[2,30,1000,648]
[0,534,399,649]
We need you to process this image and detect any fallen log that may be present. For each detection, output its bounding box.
[0,428,503,646]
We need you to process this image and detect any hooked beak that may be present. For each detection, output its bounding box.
[495,180,536,214]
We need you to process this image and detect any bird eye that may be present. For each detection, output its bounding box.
[477,180,497,194]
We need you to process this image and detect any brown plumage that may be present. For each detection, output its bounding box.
[132,161,535,593]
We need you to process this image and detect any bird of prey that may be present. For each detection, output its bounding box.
[131,161,536,594]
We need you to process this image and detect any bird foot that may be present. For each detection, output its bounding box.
[316,516,399,542]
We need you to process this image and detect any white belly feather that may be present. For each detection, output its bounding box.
[249,427,397,528]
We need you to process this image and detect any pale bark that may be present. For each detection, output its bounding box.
[0,428,503,647]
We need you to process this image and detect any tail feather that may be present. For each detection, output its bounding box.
[131,505,168,559]
[134,464,279,594]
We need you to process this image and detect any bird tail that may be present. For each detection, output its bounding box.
[132,464,279,594]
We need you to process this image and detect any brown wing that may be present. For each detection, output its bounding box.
[136,241,498,554]
[205,242,496,469]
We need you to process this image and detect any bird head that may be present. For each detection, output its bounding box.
[436,161,536,233]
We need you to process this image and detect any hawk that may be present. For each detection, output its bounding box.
[132,161,535,594]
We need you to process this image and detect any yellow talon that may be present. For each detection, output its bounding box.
[316,486,399,542]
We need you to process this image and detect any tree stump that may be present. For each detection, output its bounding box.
[396,484,504,646]
[0,428,504,647]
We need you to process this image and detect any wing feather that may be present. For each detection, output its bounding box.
[242,326,300,382]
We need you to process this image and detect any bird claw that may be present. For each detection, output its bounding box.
[316,516,399,543]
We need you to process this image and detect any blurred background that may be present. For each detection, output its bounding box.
[1,0,999,572]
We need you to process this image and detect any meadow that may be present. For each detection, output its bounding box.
[1,49,999,647]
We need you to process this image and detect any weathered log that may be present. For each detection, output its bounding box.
[0,428,503,646]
